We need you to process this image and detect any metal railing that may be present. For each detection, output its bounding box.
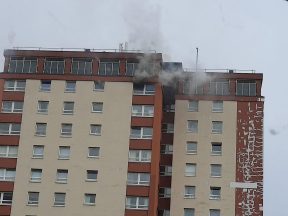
[12,47,157,53]
[183,68,256,73]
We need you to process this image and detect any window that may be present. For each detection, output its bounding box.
[37,101,49,113]
[211,164,222,177]
[184,208,195,216]
[212,101,223,112]
[92,102,103,113]
[126,62,139,76]
[0,146,18,158]
[44,58,65,74]
[88,147,100,158]
[188,101,198,112]
[160,166,172,176]
[54,193,66,206]
[210,209,221,216]
[212,121,223,134]
[0,192,12,205]
[133,84,155,95]
[30,169,42,182]
[90,124,101,135]
[184,186,195,199]
[71,58,92,75]
[63,102,74,114]
[183,80,204,95]
[99,61,119,75]
[126,196,149,210]
[58,146,70,159]
[187,120,198,133]
[0,123,21,135]
[130,127,153,139]
[163,104,175,112]
[160,144,173,154]
[65,81,76,92]
[159,210,170,216]
[8,57,37,73]
[162,123,174,133]
[2,101,23,113]
[32,145,44,158]
[237,80,256,96]
[211,143,222,155]
[40,80,51,91]
[128,150,151,162]
[0,169,16,181]
[159,187,171,198]
[35,123,47,136]
[186,142,197,154]
[132,105,154,117]
[210,187,221,200]
[84,193,96,205]
[86,170,98,181]
[4,80,26,91]
[94,81,105,91]
[185,163,196,176]
[56,169,68,183]
[61,123,72,136]
[27,192,39,205]
[209,79,230,95]
[127,173,150,185]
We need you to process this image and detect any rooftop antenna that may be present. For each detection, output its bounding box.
[196,47,199,72]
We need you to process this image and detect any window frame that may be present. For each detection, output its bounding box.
[0,123,21,135]
[44,58,65,74]
[133,84,155,95]
[131,105,154,117]
[210,209,221,216]
[1,101,23,113]
[56,169,68,183]
[30,169,42,182]
[185,163,196,177]
[0,192,13,205]
[86,170,98,182]
[40,80,51,92]
[60,123,72,137]
[0,146,18,158]
[184,186,196,199]
[159,187,171,198]
[71,58,92,75]
[210,187,221,200]
[84,193,96,205]
[0,168,16,181]
[63,101,75,115]
[130,127,153,139]
[162,123,174,133]
[125,196,149,210]
[91,102,103,113]
[126,62,139,76]
[27,192,39,206]
[184,208,195,216]
[187,120,198,133]
[211,164,222,177]
[127,172,150,186]
[98,61,120,76]
[186,142,197,154]
[90,124,102,136]
[32,145,44,159]
[236,80,256,96]
[160,144,173,155]
[212,121,223,134]
[160,166,172,176]
[37,101,49,114]
[88,147,100,158]
[211,143,222,155]
[188,100,198,112]
[58,146,70,160]
[4,80,26,91]
[93,81,105,91]
[35,123,47,136]
[54,192,66,206]
[212,101,223,112]
[128,150,151,162]
[8,57,37,74]
[65,81,76,92]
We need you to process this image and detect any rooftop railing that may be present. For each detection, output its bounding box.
[183,68,256,73]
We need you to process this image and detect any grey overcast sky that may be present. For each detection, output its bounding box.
[0,0,287,214]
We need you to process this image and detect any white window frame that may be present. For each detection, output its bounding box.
[160,144,173,154]
[90,124,101,136]
[99,61,120,75]
[132,105,154,117]
[58,146,70,160]
[65,81,76,92]
[162,123,174,133]
[30,169,42,182]
[184,186,195,199]
[40,80,51,92]
[126,62,139,76]
[160,166,172,176]
[184,208,195,216]
[130,127,153,139]
[1,101,23,113]
[0,192,13,205]
[210,187,221,200]
[84,193,96,205]
[44,58,65,74]
[61,123,72,137]
[88,147,100,158]
[127,173,150,186]
[0,146,18,158]
[63,102,74,114]
[125,196,149,210]
[93,81,105,91]
[128,150,151,162]
[71,58,92,75]
[159,187,171,198]
[185,163,196,177]
[56,169,68,183]
[211,143,222,155]
[212,121,223,134]
[212,101,223,112]
[210,209,221,216]
[35,123,47,136]
[4,80,26,91]
[92,102,103,113]
[0,169,16,181]
[0,123,21,135]
[8,57,37,73]
[188,100,198,112]
[54,193,66,206]
[27,192,39,205]
[211,164,222,177]
[37,101,49,114]
[187,120,198,133]
[32,145,44,158]
[86,170,98,182]
[186,142,197,154]
[133,84,155,95]
[236,80,256,96]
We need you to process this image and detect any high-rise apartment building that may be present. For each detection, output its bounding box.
[0,48,263,216]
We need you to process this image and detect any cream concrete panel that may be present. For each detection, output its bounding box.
[170,100,237,216]
[11,80,133,216]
